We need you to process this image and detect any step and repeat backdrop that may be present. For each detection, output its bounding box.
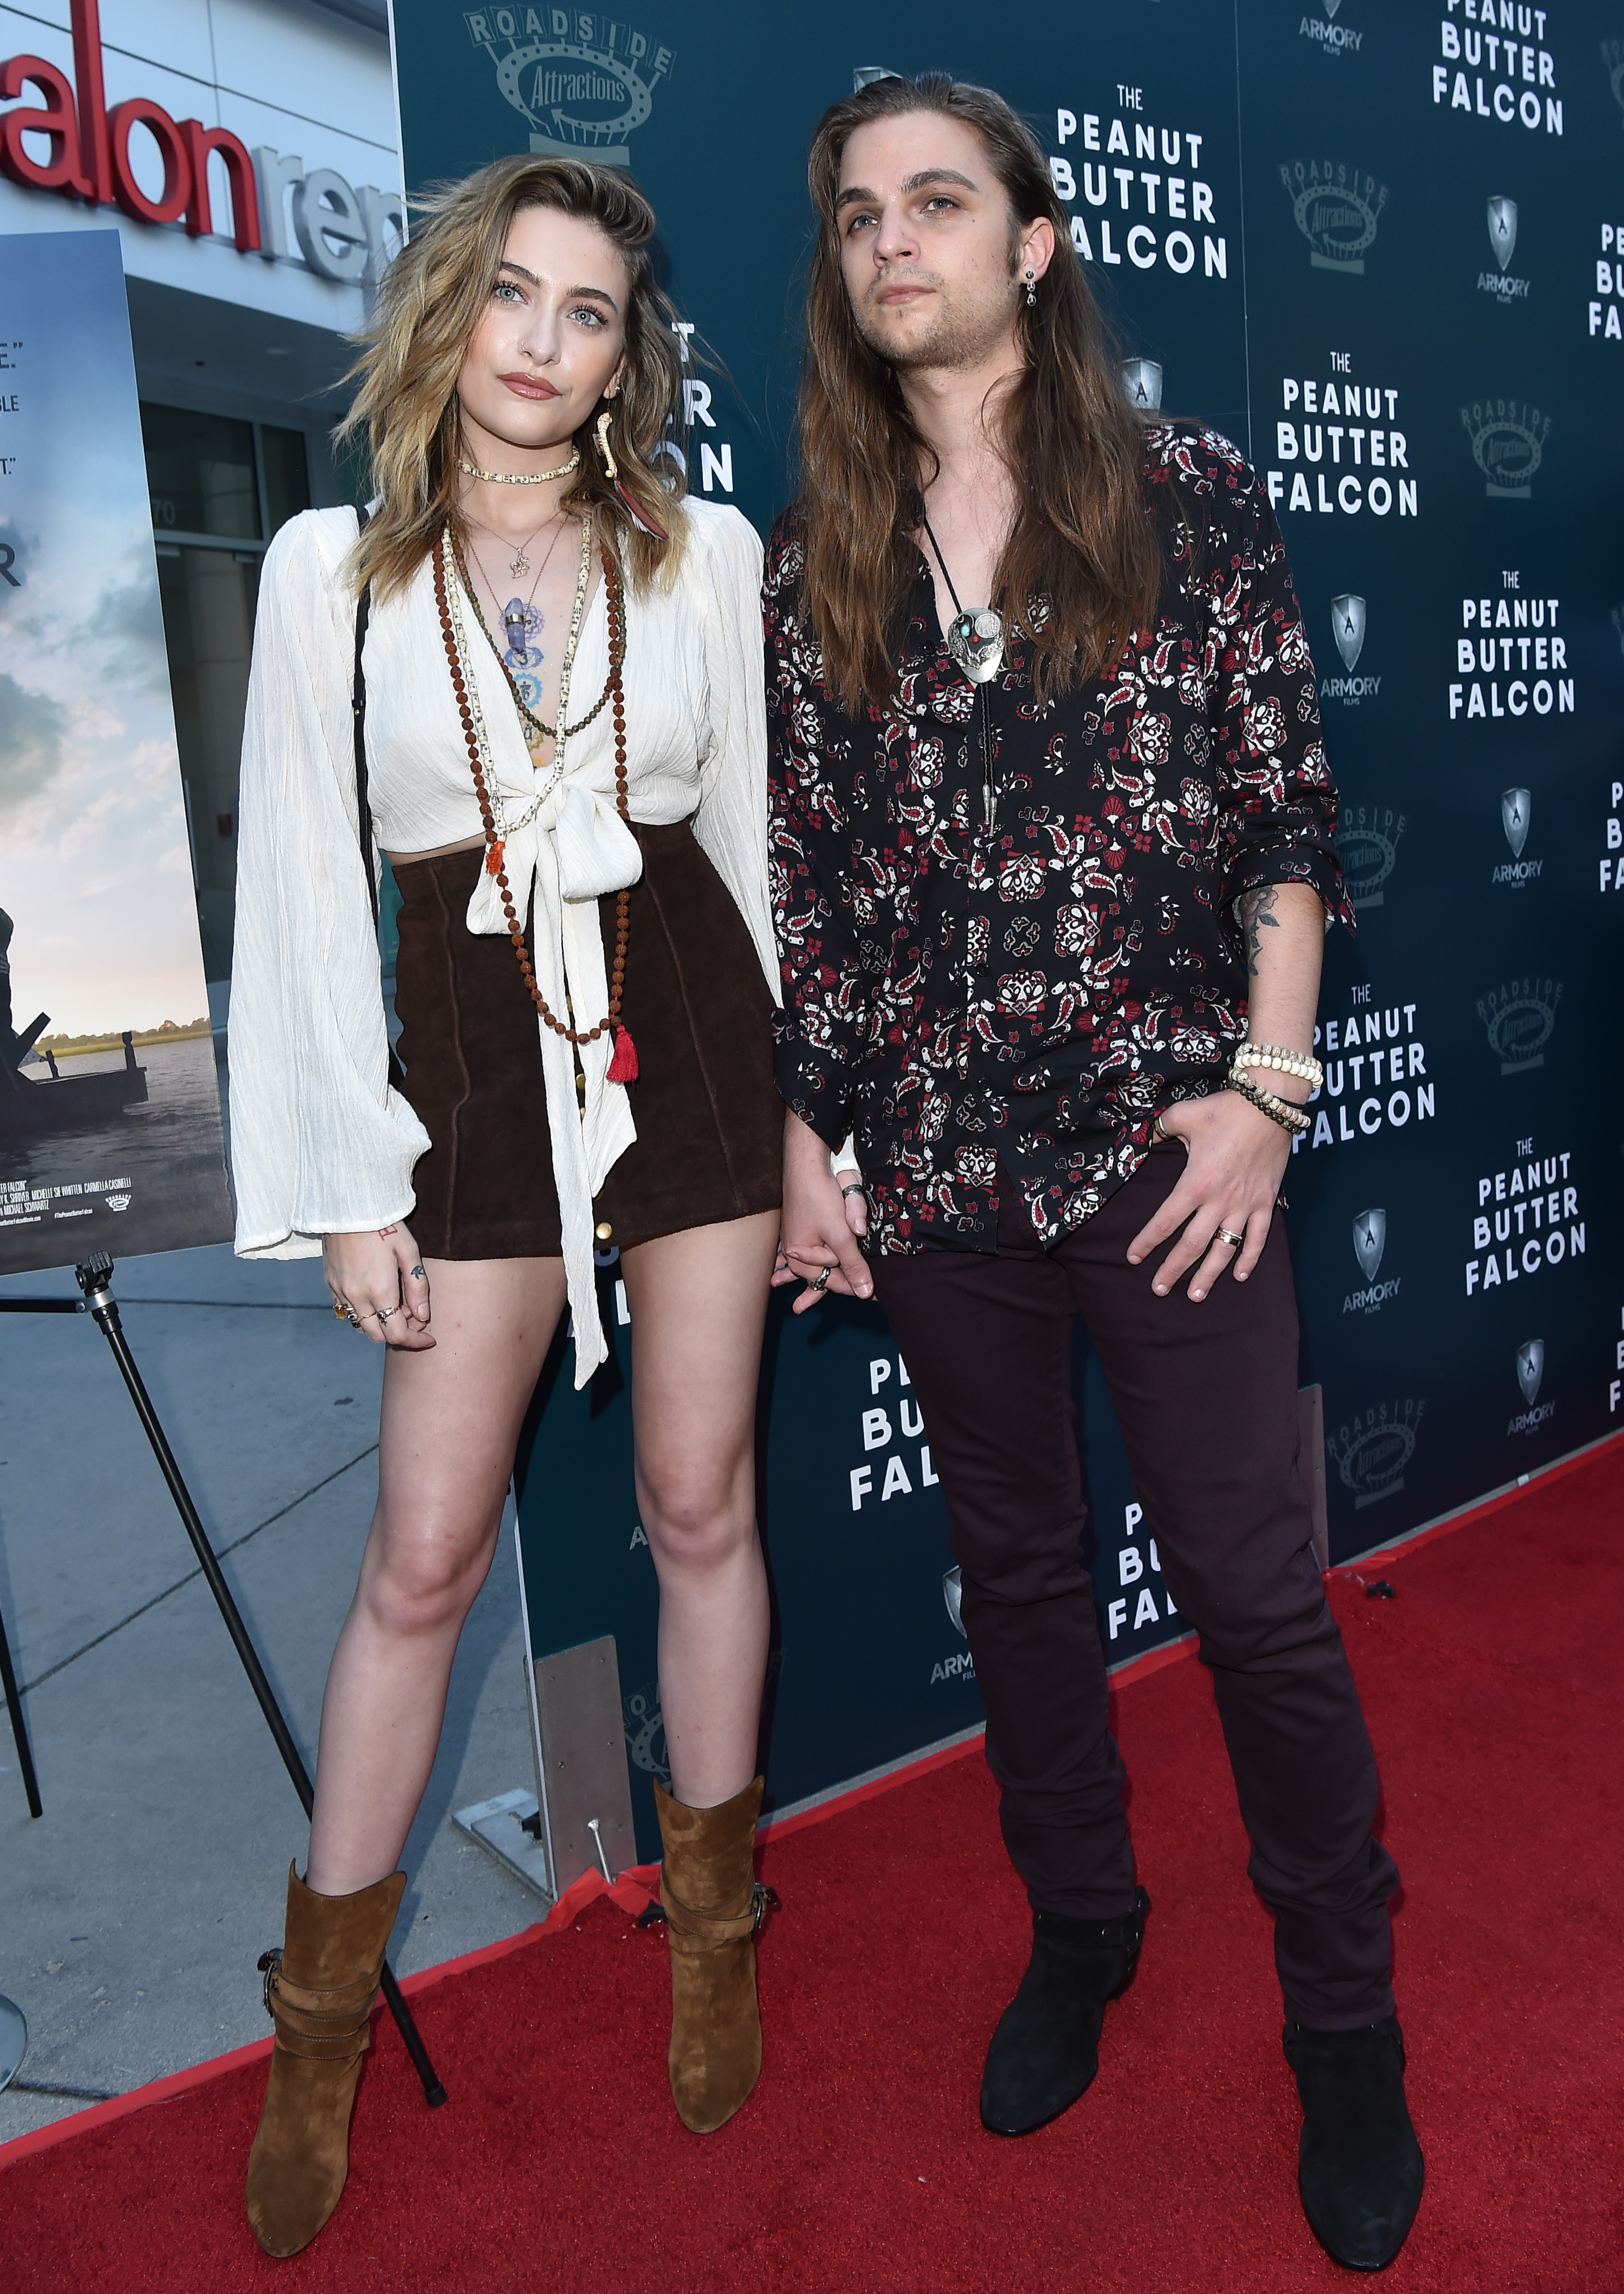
[391,0,1624,1854]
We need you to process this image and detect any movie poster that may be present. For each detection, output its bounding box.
[0,229,233,1275]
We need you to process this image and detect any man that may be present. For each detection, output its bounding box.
[766,72,1423,2273]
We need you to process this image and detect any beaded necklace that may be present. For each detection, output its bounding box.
[434,522,637,1080]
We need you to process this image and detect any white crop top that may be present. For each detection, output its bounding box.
[228,496,778,1385]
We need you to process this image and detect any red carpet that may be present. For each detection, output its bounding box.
[3,1444,1621,2292]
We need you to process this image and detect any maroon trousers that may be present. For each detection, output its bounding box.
[872,1144,1397,2029]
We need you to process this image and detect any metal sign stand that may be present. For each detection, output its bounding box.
[0,1254,446,2109]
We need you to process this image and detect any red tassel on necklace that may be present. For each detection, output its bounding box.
[605,1024,639,1084]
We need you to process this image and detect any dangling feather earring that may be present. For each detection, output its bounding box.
[595,404,669,542]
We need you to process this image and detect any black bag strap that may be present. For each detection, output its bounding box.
[351,504,405,1087]
[352,504,378,930]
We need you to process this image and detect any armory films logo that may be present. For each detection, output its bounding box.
[1461,397,1550,498]
[1300,0,1364,59]
[1466,1142,1585,1298]
[1280,160,1388,273]
[1321,593,1380,705]
[932,1566,975,1685]
[1477,976,1562,1073]
[1345,1208,1401,1316]
[1122,359,1164,410]
[1509,1337,1555,1435]
[1327,1398,1425,1510]
[1493,787,1543,888]
[1480,194,1532,303]
[462,7,675,162]
[1334,805,1407,909]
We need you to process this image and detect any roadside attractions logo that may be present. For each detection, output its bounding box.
[1049,98,1229,282]
[1321,593,1380,705]
[461,7,675,164]
[1476,975,1562,1074]
[1433,7,1565,136]
[1449,574,1572,721]
[1327,1398,1425,1511]
[1480,194,1532,303]
[1333,805,1407,909]
[1607,37,1624,123]
[1280,160,1387,273]
[1345,1208,1401,1317]
[1300,1,1365,60]
[1465,1138,1586,1298]
[0,0,400,281]
[1461,395,1550,496]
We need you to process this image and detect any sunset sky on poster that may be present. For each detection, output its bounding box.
[1,229,210,1039]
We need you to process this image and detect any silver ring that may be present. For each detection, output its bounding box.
[1212,1226,1244,1250]
[811,1266,832,1293]
[375,1304,397,1323]
[343,1308,362,1328]
[840,1183,865,1199]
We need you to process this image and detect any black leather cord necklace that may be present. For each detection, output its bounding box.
[920,515,1003,835]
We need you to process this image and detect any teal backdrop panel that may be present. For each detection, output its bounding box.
[390,0,1624,1853]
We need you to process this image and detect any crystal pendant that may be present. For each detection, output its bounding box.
[947,606,1006,685]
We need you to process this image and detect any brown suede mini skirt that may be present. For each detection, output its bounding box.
[391,823,782,1260]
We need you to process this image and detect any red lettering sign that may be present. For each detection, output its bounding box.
[0,0,260,251]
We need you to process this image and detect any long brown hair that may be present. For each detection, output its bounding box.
[799,73,1163,713]
[340,154,684,601]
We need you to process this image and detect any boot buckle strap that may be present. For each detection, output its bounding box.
[271,2023,374,2063]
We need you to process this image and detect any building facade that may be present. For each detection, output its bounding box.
[1,0,402,982]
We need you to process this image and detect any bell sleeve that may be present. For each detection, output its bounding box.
[688,503,781,1004]
[229,511,431,1260]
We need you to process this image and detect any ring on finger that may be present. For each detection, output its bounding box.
[1212,1225,1245,1250]
[810,1266,832,1294]
[375,1304,397,1323]
[840,1183,865,1200]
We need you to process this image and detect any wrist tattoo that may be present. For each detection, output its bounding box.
[1239,886,1280,977]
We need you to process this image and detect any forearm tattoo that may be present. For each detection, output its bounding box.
[1238,885,1280,978]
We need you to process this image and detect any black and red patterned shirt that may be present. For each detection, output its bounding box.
[766,423,1353,1256]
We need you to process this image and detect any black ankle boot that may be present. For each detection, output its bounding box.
[1283,2018,1424,2271]
[979,1888,1149,2136]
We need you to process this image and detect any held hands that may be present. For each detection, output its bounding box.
[1127,1090,1299,1302]
[322,1225,434,1350]
[773,1111,873,1315]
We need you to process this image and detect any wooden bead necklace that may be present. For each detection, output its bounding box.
[433,521,637,1081]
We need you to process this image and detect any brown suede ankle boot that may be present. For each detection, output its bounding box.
[654,1775,768,2133]
[245,1862,406,2258]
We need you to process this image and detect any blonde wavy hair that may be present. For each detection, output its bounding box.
[340,153,686,600]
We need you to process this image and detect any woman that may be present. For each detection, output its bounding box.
[229,155,782,2259]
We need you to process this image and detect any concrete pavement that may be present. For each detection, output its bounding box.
[0,1238,543,2143]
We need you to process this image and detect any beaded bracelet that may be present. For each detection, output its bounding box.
[1234,1040,1324,1092]
[1228,1071,1312,1136]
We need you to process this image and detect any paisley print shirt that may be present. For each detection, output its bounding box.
[765,424,1354,1256]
